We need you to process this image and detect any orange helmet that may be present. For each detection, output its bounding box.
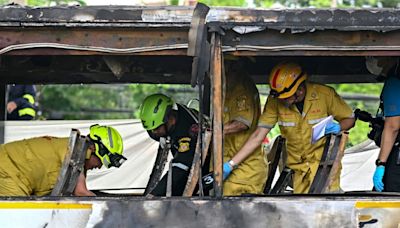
[268,62,307,99]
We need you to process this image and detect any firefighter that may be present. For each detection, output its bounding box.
[222,59,268,195]
[223,62,355,193]
[0,124,126,196]
[140,94,209,196]
[7,85,37,120]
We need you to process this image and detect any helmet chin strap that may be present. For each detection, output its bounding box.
[85,148,92,159]
[85,141,96,159]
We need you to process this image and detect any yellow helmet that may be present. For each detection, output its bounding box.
[268,62,307,99]
[89,124,126,168]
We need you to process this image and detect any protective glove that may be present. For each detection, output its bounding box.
[373,166,385,192]
[324,122,341,135]
[223,162,233,180]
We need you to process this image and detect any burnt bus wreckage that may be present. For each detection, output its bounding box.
[1,3,400,227]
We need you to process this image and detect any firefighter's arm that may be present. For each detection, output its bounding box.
[378,116,400,162]
[6,101,17,113]
[230,127,270,165]
[339,117,355,131]
[10,86,36,108]
[328,87,355,131]
[224,120,248,135]
[73,172,96,196]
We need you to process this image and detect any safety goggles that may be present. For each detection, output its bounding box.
[270,72,305,98]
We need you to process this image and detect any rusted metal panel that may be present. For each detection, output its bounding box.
[1,196,400,227]
[187,3,210,87]
[183,129,212,196]
[0,5,193,24]
[1,6,400,33]
[309,134,342,194]
[230,50,400,56]
[0,7,400,57]
[0,28,189,56]
[0,49,188,56]
[0,55,193,84]
[144,139,170,196]
[221,29,400,56]
[0,6,400,58]
[207,8,400,32]
[264,136,285,194]
[51,130,88,196]
[0,55,380,84]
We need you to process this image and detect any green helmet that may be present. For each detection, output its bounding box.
[139,94,174,130]
[89,124,126,168]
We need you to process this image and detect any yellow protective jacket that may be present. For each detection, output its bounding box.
[223,74,268,195]
[259,83,353,193]
[0,137,68,196]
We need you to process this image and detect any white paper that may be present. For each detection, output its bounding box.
[311,115,333,144]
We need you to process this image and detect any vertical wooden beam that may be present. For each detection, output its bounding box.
[0,84,6,144]
[210,32,223,198]
[326,132,349,191]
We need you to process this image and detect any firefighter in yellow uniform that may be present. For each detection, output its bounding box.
[222,63,268,195]
[0,125,126,196]
[224,62,355,193]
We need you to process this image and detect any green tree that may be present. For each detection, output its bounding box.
[38,84,134,119]
[200,0,246,6]
[331,83,383,147]
[37,84,198,120]
[128,84,198,118]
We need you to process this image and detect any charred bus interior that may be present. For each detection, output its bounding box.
[0,4,400,227]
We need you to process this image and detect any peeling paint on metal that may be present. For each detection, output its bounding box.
[232,26,265,34]
[141,9,193,22]
[72,14,95,21]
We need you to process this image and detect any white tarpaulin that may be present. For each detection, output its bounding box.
[4,120,159,195]
[4,120,379,193]
[341,140,378,192]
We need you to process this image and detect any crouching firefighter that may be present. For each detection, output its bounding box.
[140,94,211,196]
[0,124,127,196]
